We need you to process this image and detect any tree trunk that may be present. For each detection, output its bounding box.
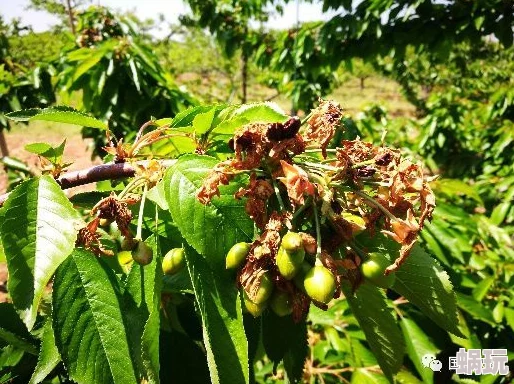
[64,0,76,35]
[360,77,365,90]
[241,51,248,104]
[0,130,9,157]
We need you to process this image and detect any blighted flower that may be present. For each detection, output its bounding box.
[76,217,114,257]
[235,173,274,229]
[279,160,316,206]
[305,99,343,157]
[91,193,136,238]
[196,159,238,204]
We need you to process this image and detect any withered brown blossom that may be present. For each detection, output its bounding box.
[76,218,114,257]
[235,173,274,230]
[195,100,436,300]
[197,159,237,204]
[91,193,136,238]
[197,117,306,206]
[239,212,286,298]
[278,160,316,206]
[305,99,343,157]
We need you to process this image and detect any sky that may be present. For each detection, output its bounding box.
[0,0,337,37]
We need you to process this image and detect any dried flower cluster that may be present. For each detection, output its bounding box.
[197,99,436,320]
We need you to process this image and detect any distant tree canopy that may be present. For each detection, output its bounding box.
[183,0,513,111]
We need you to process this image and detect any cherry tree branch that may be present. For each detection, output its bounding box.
[0,159,177,206]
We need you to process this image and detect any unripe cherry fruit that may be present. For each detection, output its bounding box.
[342,212,366,235]
[361,253,395,289]
[245,272,273,304]
[281,231,303,252]
[293,261,313,293]
[276,246,305,280]
[303,265,336,304]
[99,218,112,227]
[117,250,133,267]
[131,240,153,266]
[163,248,185,275]
[270,291,293,317]
[121,236,137,251]
[226,242,251,269]
[243,290,266,317]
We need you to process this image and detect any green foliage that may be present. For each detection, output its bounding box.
[0,100,468,383]
[6,105,107,130]
[1,176,81,330]
[55,6,196,156]
[8,31,69,68]
[53,250,138,383]
[0,22,55,132]
[1,1,513,381]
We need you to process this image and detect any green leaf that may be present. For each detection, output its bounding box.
[262,310,308,383]
[52,249,138,384]
[351,369,390,384]
[29,321,61,384]
[0,303,38,355]
[471,276,495,302]
[449,311,482,350]
[0,157,31,173]
[25,140,66,163]
[1,176,82,330]
[504,307,514,333]
[123,236,162,384]
[390,244,463,336]
[212,102,289,134]
[6,106,108,130]
[456,293,495,325]
[283,320,308,384]
[432,179,483,204]
[192,108,216,134]
[395,369,424,384]
[342,282,404,382]
[70,46,108,82]
[169,105,225,128]
[164,154,253,270]
[400,317,439,383]
[183,245,249,384]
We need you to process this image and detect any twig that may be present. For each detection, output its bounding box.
[0,159,177,207]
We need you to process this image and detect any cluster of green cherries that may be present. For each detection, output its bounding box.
[116,238,155,268]
[226,232,339,318]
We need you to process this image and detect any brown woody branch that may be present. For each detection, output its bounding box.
[0,160,177,207]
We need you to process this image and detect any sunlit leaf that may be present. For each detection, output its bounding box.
[29,321,61,384]
[343,282,404,382]
[6,106,108,130]
[1,176,82,330]
[52,249,138,384]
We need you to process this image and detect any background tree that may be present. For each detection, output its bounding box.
[28,0,93,34]
[55,6,197,156]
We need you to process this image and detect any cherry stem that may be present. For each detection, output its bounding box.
[351,159,375,169]
[135,183,148,241]
[135,120,157,142]
[352,189,396,221]
[292,195,312,223]
[347,240,368,261]
[272,177,287,211]
[300,111,313,126]
[302,161,339,172]
[304,148,337,153]
[313,200,322,257]
[118,176,147,201]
